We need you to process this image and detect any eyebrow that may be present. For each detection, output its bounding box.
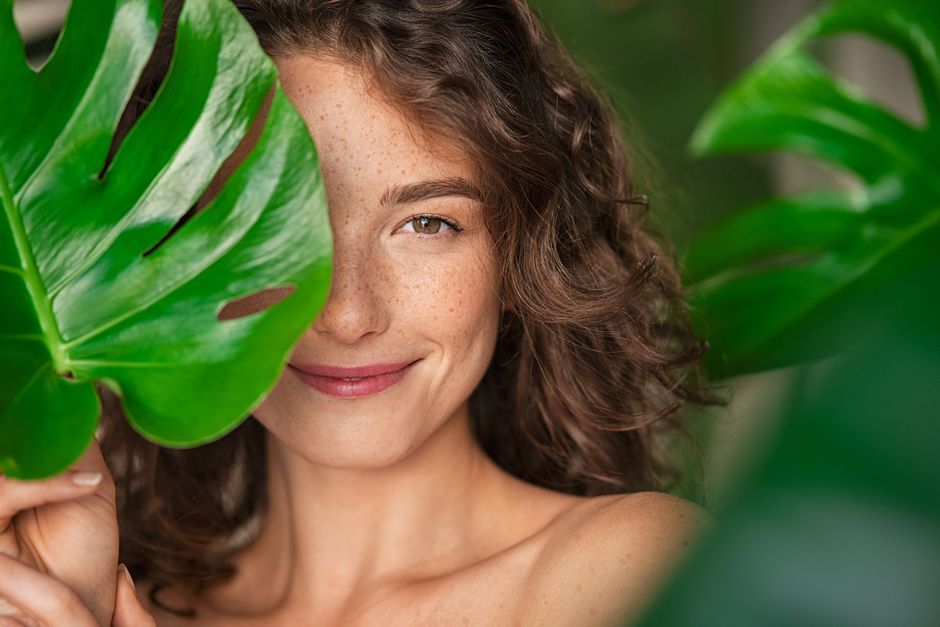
[379,176,483,207]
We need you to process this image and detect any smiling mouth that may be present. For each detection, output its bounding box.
[288,360,420,398]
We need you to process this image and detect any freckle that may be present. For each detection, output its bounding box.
[575,583,582,592]
[619,557,627,565]
[682,540,689,547]
[589,608,597,616]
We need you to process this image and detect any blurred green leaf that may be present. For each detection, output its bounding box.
[0,0,331,479]
[685,0,940,377]
[635,263,940,627]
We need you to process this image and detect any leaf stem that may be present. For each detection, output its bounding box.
[0,167,68,373]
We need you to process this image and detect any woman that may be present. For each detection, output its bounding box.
[0,0,712,624]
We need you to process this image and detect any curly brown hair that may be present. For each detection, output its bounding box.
[99,0,713,615]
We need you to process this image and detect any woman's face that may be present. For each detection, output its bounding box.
[240,57,501,468]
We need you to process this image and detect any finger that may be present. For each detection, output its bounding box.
[0,470,103,529]
[0,553,98,627]
[0,594,39,626]
[62,435,116,501]
[112,564,156,627]
[68,435,110,476]
[70,437,115,503]
[0,616,39,627]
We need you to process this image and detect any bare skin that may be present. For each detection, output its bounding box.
[139,436,704,625]
[134,56,709,626]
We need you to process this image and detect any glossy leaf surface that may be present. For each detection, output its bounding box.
[0,0,331,478]
[684,0,940,377]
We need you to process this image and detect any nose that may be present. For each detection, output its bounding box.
[310,239,388,344]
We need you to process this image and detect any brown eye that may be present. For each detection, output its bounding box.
[400,214,462,236]
[399,214,462,236]
[411,216,443,234]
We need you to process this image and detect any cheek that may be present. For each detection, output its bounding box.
[387,242,500,351]
[387,243,501,416]
[250,241,500,468]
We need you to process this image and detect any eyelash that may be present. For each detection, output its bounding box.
[398,214,464,237]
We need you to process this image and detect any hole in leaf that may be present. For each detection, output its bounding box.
[139,202,200,258]
[770,153,862,197]
[138,92,273,258]
[100,0,183,178]
[99,2,270,179]
[739,0,815,72]
[13,0,70,69]
[809,34,926,128]
[217,286,297,321]
[106,5,275,257]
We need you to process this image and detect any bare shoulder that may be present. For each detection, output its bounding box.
[518,491,712,627]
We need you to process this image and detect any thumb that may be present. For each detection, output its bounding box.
[71,435,110,475]
[112,564,156,627]
[69,435,116,502]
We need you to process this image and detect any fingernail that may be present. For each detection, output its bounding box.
[70,471,102,486]
[118,563,136,591]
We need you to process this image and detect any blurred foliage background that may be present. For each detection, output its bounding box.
[529,0,929,509]
[531,0,795,246]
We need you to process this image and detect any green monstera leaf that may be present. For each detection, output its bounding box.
[0,0,331,479]
[684,0,940,378]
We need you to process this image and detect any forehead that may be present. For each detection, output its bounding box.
[272,55,477,201]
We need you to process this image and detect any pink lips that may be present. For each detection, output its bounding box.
[288,360,418,398]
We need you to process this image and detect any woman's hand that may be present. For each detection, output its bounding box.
[0,436,154,625]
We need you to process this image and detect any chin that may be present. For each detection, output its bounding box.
[291,434,418,470]
[254,403,429,470]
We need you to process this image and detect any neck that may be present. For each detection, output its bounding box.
[204,404,536,617]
